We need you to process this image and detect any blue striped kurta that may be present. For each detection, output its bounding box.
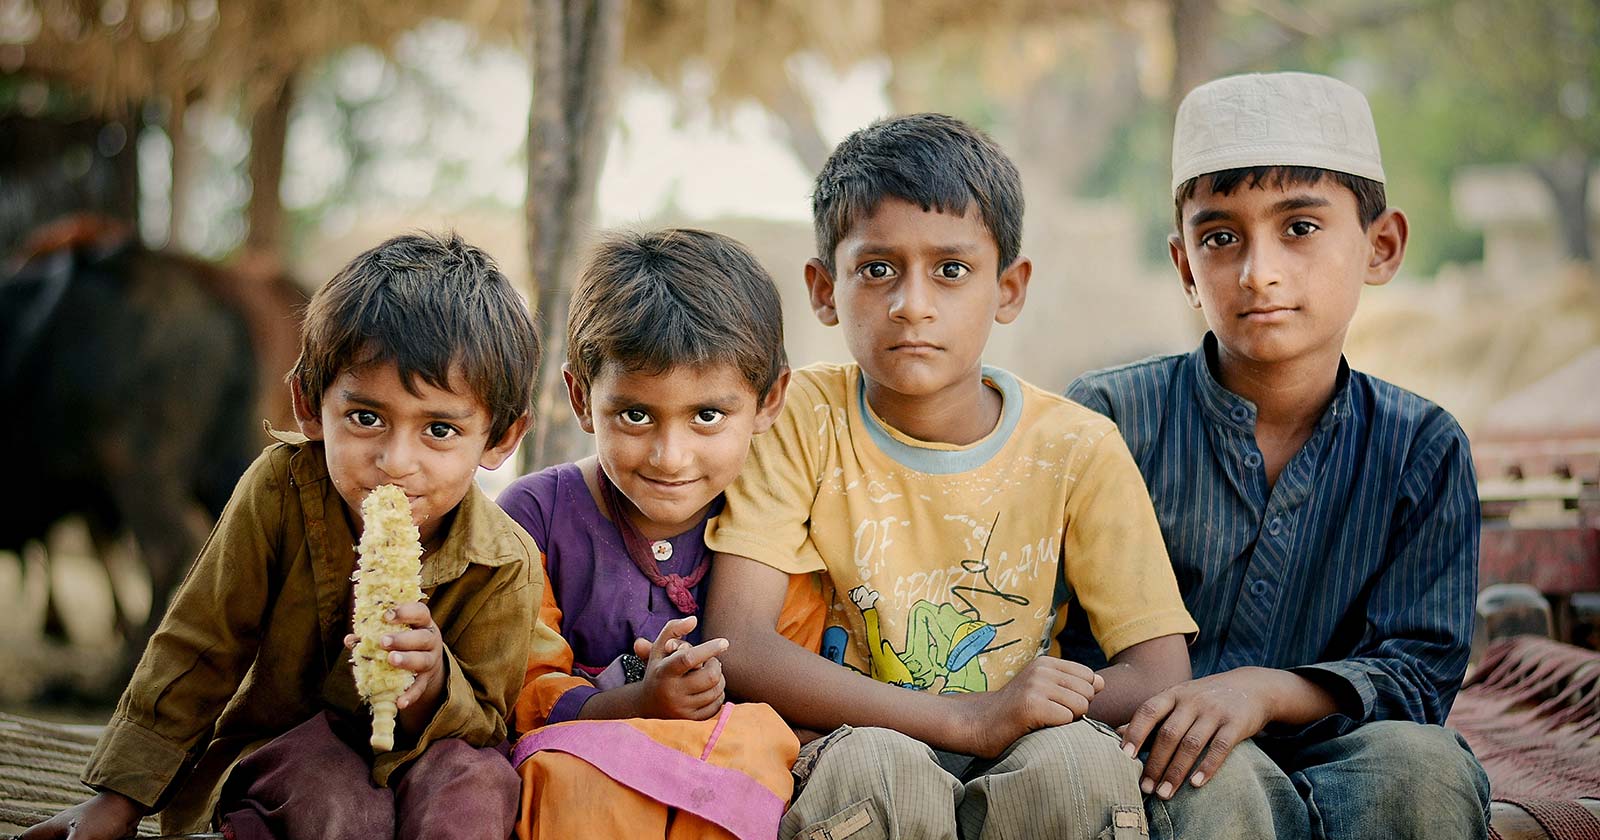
[1059,334,1479,739]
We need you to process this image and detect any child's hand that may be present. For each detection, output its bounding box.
[1117,668,1277,800]
[20,791,144,840]
[953,656,1105,758]
[344,601,446,723]
[634,615,729,721]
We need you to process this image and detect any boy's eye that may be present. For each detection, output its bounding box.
[935,262,969,280]
[349,410,382,428]
[1199,230,1237,249]
[425,422,459,440]
[619,409,651,426]
[1286,221,1319,237]
[692,409,726,425]
[862,261,896,280]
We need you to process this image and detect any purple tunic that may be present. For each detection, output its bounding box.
[496,462,715,721]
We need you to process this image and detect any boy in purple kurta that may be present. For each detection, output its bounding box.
[497,229,823,840]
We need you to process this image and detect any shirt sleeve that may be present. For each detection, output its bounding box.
[1063,375,1114,417]
[1060,424,1198,661]
[384,555,537,778]
[1281,418,1479,739]
[81,447,285,809]
[510,553,597,733]
[704,375,828,574]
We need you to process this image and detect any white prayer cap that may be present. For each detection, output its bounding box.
[1171,72,1385,197]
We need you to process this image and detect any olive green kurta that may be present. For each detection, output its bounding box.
[81,432,552,832]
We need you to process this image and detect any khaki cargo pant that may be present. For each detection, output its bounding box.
[781,721,1148,840]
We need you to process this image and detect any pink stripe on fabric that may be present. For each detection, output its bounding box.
[511,714,783,840]
[700,702,735,761]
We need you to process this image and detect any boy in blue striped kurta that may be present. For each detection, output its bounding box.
[1060,72,1491,839]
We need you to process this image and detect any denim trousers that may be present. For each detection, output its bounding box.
[1146,720,1491,840]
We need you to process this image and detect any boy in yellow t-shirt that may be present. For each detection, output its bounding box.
[703,113,1199,839]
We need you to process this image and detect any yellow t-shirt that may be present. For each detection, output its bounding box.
[706,363,1196,694]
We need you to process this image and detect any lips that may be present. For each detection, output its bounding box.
[890,341,942,353]
[1240,306,1296,321]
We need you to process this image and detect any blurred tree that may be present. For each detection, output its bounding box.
[525,0,625,468]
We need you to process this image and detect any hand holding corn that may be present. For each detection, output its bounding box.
[350,484,436,752]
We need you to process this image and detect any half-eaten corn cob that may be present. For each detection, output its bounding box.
[352,484,424,752]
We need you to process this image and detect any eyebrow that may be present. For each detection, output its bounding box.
[849,242,980,259]
[1186,194,1334,229]
[601,392,744,411]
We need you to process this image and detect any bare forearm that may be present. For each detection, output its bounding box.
[576,684,645,719]
[1088,634,1191,727]
[721,627,967,751]
[1252,667,1339,726]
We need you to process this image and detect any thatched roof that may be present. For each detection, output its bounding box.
[3,0,525,112]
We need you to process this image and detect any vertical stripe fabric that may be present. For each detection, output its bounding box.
[1060,333,1479,739]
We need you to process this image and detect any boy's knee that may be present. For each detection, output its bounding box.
[404,737,519,797]
[783,727,958,840]
[961,721,1144,838]
[1298,722,1488,837]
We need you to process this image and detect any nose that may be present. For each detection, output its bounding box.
[377,435,422,480]
[648,426,693,474]
[1239,239,1285,292]
[888,274,937,323]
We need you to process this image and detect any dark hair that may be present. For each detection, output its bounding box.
[290,231,539,443]
[566,228,786,401]
[812,113,1024,273]
[1174,166,1387,230]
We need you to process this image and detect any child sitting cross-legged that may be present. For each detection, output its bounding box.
[498,228,823,840]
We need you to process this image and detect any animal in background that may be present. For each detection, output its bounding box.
[0,215,306,692]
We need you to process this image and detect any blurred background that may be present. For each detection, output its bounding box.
[2,0,1597,713]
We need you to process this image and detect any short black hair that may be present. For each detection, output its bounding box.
[812,113,1024,273]
[1174,166,1387,231]
[290,231,539,443]
[567,228,786,402]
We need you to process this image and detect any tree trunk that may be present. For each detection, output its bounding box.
[245,75,295,261]
[1532,153,1594,264]
[1168,0,1218,108]
[168,94,194,251]
[524,0,625,470]
[770,71,830,176]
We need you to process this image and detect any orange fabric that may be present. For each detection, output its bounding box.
[515,703,798,840]
[776,572,829,653]
[510,552,589,734]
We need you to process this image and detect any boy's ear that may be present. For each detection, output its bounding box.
[753,367,791,434]
[1169,232,1202,309]
[994,256,1031,325]
[563,364,596,434]
[804,258,840,327]
[480,412,531,471]
[1364,208,1408,288]
[290,377,325,440]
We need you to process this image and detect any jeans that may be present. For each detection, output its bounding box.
[1148,721,1490,840]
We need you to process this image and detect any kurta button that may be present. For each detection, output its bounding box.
[1267,517,1283,536]
[1251,579,1271,597]
[1230,406,1250,423]
[1244,452,1263,468]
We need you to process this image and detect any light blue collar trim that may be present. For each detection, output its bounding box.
[856,365,1022,475]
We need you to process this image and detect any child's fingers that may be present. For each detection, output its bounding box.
[682,685,726,719]
[664,637,729,674]
[633,637,653,659]
[387,602,433,629]
[381,625,441,653]
[647,616,699,662]
[344,633,358,650]
[385,648,439,675]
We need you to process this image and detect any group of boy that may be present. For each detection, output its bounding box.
[26,69,1490,840]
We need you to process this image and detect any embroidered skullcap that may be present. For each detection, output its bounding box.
[1171,71,1385,197]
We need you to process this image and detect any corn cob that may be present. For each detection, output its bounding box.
[351,484,424,752]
